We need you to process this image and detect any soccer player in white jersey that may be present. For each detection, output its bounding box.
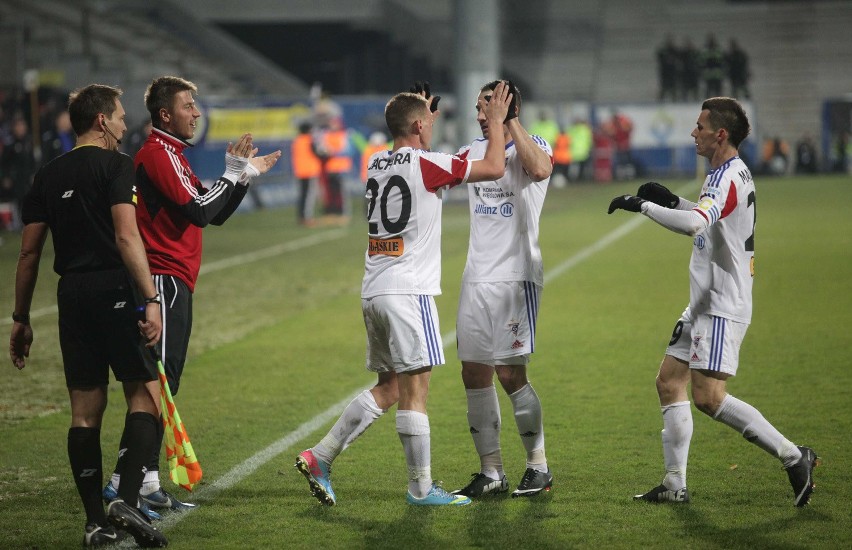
[608,97,817,507]
[295,82,512,506]
[451,80,555,499]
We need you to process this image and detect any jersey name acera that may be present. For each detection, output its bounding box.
[689,156,755,323]
[361,147,472,298]
[457,136,551,285]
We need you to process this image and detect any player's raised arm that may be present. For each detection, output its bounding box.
[504,81,553,183]
[468,81,511,183]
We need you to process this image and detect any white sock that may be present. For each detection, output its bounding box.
[660,401,692,490]
[466,386,504,479]
[110,473,121,489]
[509,384,547,472]
[313,390,384,465]
[396,410,432,498]
[713,394,801,467]
[140,470,160,496]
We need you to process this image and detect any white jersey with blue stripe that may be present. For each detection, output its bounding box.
[456,135,551,286]
[689,156,755,323]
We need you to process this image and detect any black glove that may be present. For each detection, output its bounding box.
[607,195,646,214]
[504,80,518,122]
[637,181,679,208]
[410,81,441,113]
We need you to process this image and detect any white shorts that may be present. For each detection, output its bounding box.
[666,307,749,376]
[456,281,541,366]
[362,294,445,373]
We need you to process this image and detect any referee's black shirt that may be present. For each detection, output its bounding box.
[22,145,138,276]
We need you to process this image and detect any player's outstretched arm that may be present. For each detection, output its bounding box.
[607,194,645,214]
[608,194,710,237]
[637,181,697,210]
[637,181,679,208]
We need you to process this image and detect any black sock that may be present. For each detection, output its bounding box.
[116,412,158,505]
[110,412,131,486]
[68,427,107,526]
[144,414,165,487]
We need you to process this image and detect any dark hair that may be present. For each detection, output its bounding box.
[384,93,428,139]
[481,80,523,113]
[701,97,750,148]
[144,76,198,128]
[67,84,122,136]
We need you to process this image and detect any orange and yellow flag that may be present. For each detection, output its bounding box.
[157,360,202,491]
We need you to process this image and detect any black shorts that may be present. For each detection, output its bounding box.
[152,274,193,395]
[57,269,157,388]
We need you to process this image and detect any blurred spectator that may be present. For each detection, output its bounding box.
[319,116,352,222]
[552,127,571,187]
[610,110,635,180]
[593,119,615,182]
[41,110,74,164]
[567,118,592,181]
[795,134,818,174]
[529,109,560,151]
[122,120,152,156]
[762,136,790,175]
[726,39,751,99]
[361,131,390,183]
[702,34,725,98]
[656,35,681,102]
[679,38,701,101]
[292,121,323,226]
[1,115,37,229]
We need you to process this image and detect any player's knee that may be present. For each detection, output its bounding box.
[655,373,678,401]
[691,391,723,417]
[461,362,495,389]
[496,366,527,394]
[373,385,399,409]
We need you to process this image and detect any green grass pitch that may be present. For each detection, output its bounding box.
[1,175,850,548]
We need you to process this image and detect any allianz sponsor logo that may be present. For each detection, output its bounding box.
[474,202,514,217]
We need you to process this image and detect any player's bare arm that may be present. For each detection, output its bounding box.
[468,82,511,182]
[508,119,553,182]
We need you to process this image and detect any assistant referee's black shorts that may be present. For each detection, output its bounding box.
[57,269,157,388]
[152,274,192,395]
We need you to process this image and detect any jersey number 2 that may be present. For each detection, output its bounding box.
[745,190,756,276]
[366,175,412,235]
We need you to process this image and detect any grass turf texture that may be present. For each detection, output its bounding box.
[1,175,850,548]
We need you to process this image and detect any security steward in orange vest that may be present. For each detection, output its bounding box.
[292,122,322,225]
[321,118,352,218]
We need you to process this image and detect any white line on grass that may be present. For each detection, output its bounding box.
[156,183,698,533]
[0,229,349,328]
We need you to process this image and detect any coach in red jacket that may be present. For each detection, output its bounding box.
[104,75,281,514]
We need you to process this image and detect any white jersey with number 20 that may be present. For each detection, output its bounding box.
[361,147,472,298]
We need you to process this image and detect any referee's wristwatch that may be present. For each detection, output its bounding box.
[144,294,161,304]
[12,312,30,325]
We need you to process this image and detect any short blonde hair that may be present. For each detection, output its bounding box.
[384,93,428,139]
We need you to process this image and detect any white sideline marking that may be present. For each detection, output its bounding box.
[0,229,349,328]
[156,183,699,532]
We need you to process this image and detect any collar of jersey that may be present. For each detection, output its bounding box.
[151,127,194,149]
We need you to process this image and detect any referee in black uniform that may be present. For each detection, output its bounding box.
[9,84,168,548]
